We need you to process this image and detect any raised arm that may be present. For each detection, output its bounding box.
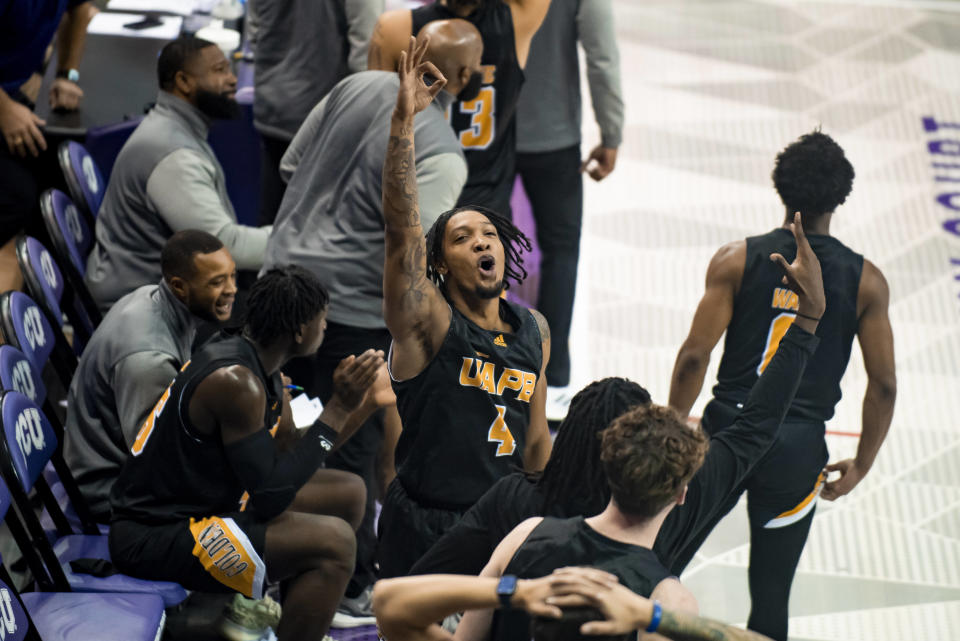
[382,36,453,380]
[668,241,743,417]
[822,259,896,501]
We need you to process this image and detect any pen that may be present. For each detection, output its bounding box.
[285,384,305,392]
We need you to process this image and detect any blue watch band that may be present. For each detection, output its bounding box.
[645,600,662,633]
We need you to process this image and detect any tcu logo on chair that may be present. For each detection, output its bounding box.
[0,588,17,640]
[21,308,45,351]
[9,362,35,402]
[39,250,58,292]
[14,408,45,462]
[65,204,84,244]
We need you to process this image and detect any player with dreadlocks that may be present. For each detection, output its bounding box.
[377,37,553,578]
[109,266,392,641]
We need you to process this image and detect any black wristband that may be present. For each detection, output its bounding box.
[309,419,338,451]
[795,311,821,322]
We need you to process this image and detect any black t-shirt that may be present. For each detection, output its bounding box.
[408,326,822,576]
[393,300,542,508]
[713,228,862,423]
[110,333,283,524]
[493,517,672,641]
[410,1,524,210]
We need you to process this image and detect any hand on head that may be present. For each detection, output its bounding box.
[393,36,447,120]
[769,212,826,319]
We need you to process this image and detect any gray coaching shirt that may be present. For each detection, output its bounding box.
[516,0,624,153]
[263,71,467,329]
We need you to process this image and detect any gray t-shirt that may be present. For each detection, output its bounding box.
[263,71,467,329]
[63,281,197,517]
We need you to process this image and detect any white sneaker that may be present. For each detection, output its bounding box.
[331,586,377,627]
[545,385,575,422]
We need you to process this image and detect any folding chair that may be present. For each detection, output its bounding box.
[38,190,103,328]
[0,346,101,537]
[0,391,187,607]
[14,235,96,353]
[57,141,105,225]
[0,483,165,641]
[0,292,76,393]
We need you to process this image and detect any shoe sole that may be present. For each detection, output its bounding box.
[331,611,377,628]
[218,617,270,641]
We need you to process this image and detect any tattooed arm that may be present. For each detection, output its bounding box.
[546,568,774,641]
[383,36,453,380]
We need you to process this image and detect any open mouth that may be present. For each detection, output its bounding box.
[215,299,234,316]
[478,255,496,277]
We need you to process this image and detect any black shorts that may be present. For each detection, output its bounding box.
[110,512,269,599]
[377,479,467,578]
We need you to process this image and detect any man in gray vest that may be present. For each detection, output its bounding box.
[249,0,383,225]
[86,36,270,311]
[261,19,480,623]
[65,230,237,520]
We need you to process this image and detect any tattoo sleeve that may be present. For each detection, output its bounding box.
[655,609,773,641]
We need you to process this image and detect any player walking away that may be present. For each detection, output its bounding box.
[368,0,551,217]
[109,266,386,641]
[668,131,897,641]
[455,211,827,641]
[378,37,552,578]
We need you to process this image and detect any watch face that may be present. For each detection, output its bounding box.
[67,69,79,83]
[497,574,518,596]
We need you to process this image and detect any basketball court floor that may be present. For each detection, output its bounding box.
[558,0,960,638]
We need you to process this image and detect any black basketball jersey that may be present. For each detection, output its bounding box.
[111,333,283,524]
[712,228,863,423]
[411,1,523,209]
[493,517,672,641]
[392,299,542,508]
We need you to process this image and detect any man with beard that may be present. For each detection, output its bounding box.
[86,36,271,311]
[65,230,237,520]
[368,0,551,217]
[262,20,479,620]
[377,38,552,578]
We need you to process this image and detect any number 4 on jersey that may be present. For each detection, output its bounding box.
[757,313,796,375]
[488,404,516,456]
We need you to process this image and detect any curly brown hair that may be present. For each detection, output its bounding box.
[600,404,709,520]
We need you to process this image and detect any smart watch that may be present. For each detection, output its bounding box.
[496,575,518,609]
[56,68,80,84]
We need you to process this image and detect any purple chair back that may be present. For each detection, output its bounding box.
[16,237,64,326]
[0,392,58,494]
[0,347,46,406]
[0,293,55,373]
[0,578,31,641]
[59,141,105,220]
[41,190,92,276]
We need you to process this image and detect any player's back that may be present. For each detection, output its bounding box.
[712,228,862,424]
[110,332,283,524]
[411,1,523,205]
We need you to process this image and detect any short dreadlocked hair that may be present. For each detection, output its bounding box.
[536,378,652,517]
[424,205,531,297]
[600,405,709,521]
[243,265,329,347]
[772,130,854,216]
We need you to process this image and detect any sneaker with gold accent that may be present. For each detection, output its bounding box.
[218,594,282,641]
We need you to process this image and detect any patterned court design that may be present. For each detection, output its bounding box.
[566,1,960,639]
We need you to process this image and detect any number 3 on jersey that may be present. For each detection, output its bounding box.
[757,313,796,375]
[459,86,495,150]
[488,404,516,456]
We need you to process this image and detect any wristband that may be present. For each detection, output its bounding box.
[795,311,821,322]
[310,420,337,451]
[645,600,662,634]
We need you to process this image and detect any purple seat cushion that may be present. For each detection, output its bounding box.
[53,535,187,607]
[20,591,165,641]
